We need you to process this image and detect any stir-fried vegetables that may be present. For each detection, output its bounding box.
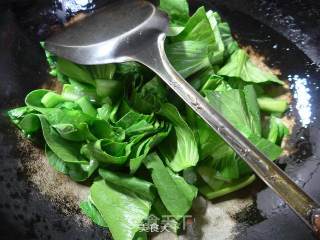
[8,0,289,239]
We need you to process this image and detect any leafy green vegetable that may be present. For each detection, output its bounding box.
[8,0,290,239]
[81,139,135,165]
[165,41,211,78]
[16,113,40,134]
[39,115,86,164]
[257,96,288,113]
[218,49,284,85]
[144,153,197,219]
[130,77,167,114]
[206,10,225,64]
[80,197,108,228]
[171,7,214,43]
[62,81,97,102]
[99,169,155,201]
[56,57,94,85]
[158,103,199,172]
[166,7,225,77]
[129,123,171,174]
[217,18,239,56]
[267,115,289,144]
[46,146,69,174]
[159,0,189,27]
[90,179,152,240]
[198,171,256,199]
[205,86,261,136]
[190,84,283,197]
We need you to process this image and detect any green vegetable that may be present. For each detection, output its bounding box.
[257,96,288,113]
[90,179,151,240]
[205,85,262,136]
[159,0,189,27]
[158,103,199,172]
[56,57,94,85]
[80,197,108,228]
[144,153,197,219]
[218,49,284,85]
[7,0,290,239]
[198,172,256,199]
[98,169,155,202]
[166,41,211,78]
[267,115,289,144]
[166,7,226,77]
[130,77,167,114]
[217,19,239,56]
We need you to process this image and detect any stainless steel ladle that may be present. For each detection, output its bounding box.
[44,0,320,235]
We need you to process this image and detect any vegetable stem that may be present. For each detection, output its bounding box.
[257,96,288,113]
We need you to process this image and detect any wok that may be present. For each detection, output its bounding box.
[0,0,320,239]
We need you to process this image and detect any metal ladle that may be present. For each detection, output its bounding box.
[44,0,320,236]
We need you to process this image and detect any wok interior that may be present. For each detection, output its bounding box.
[1,0,319,240]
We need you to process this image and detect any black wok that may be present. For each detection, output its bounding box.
[0,0,320,239]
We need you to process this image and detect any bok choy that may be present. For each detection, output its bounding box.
[8,0,289,239]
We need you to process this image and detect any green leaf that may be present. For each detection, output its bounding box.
[144,153,197,219]
[189,68,216,91]
[81,139,131,165]
[129,122,172,174]
[133,231,148,240]
[206,10,225,64]
[205,87,258,136]
[38,115,86,164]
[218,49,283,85]
[267,116,289,144]
[99,169,154,201]
[56,57,94,85]
[18,113,40,134]
[167,26,185,37]
[247,134,283,161]
[62,81,97,103]
[166,7,228,77]
[257,96,288,113]
[90,179,151,240]
[52,122,96,142]
[95,78,124,100]
[216,15,239,57]
[7,106,31,122]
[33,108,94,129]
[46,146,69,174]
[80,198,108,228]
[170,7,225,65]
[25,89,50,108]
[159,0,189,26]
[200,74,225,92]
[41,92,66,108]
[243,85,262,135]
[90,120,125,142]
[88,64,116,80]
[201,131,283,181]
[116,109,153,131]
[198,171,256,200]
[171,7,214,43]
[130,77,167,114]
[150,197,180,233]
[45,146,98,181]
[76,96,97,117]
[166,41,211,78]
[158,103,199,172]
[196,86,282,181]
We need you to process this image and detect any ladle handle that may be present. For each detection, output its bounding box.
[135,33,320,237]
